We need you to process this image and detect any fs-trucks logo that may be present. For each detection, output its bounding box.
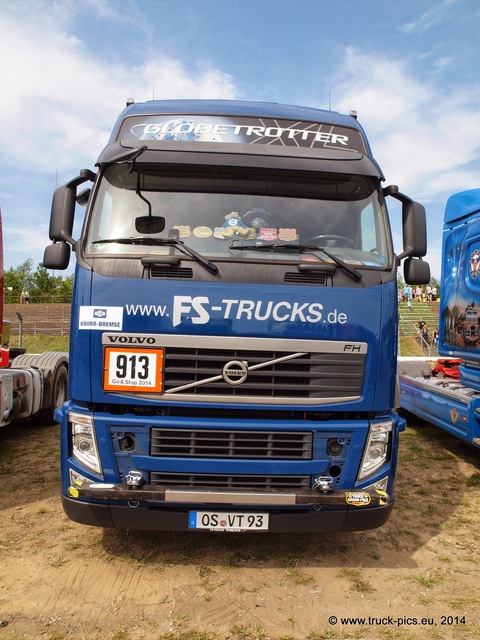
[79,297,348,330]
[125,296,348,328]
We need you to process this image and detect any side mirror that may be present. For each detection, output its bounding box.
[76,187,91,207]
[403,256,430,285]
[49,185,76,243]
[400,200,427,259]
[49,169,96,243]
[43,241,71,270]
[384,185,427,259]
[45,169,95,269]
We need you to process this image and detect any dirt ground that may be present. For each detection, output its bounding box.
[1,417,479,640]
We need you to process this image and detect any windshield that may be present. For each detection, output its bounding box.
[84,164,392,268]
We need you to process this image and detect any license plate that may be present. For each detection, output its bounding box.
[103,347,164,393]
[189,511,269,532]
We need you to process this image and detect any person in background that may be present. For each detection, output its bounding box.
[421,323,429,344]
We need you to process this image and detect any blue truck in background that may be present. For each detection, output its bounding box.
[44,99,429,532]
[398,189,480,450]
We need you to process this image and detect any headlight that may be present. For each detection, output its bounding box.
[358,420,392,481]
[69,411,102,476]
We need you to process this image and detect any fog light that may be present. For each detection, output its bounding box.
[314,476,333,492]
[126,470,144,487]
[69,468,90,486]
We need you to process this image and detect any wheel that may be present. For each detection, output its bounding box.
[305,234,356,248]
[38,362,68,425]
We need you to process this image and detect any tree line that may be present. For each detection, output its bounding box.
[4,259,73,304]
[3,259,441,306]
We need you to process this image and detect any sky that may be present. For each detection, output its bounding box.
[1,0,480,279]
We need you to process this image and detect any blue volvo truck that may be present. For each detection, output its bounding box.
[44,100,429,532]
[398,189,480,450]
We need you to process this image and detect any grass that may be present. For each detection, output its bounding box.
[159,633,216,640]
[230,623,266,640]
[284,558,315,586]
[337,567,375,593]
[15,335,69,353]
[411,569,444,588]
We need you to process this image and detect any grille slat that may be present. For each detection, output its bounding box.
[150,472,310,491]
[151,428,312,459]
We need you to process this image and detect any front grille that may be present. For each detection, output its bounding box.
[164,348,365,399]
[151,428,312,459]
[101,333,367,404]
[150,472,310,491]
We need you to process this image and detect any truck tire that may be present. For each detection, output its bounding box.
[11,352,69,425]
[37,361,68,425]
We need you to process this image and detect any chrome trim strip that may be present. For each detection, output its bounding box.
[102,333,368,354]
[165,489,296,505]
[158,393,361,405]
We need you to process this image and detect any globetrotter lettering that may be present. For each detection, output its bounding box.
[137,121,349,146]
[125,296,348,327]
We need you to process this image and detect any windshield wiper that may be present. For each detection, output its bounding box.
[229,241,362,282]
[92,237,219,275]
[311,245,362,282]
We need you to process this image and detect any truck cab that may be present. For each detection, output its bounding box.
[45,100,429,532]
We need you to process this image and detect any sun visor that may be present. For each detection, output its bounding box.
[96,140,384,179]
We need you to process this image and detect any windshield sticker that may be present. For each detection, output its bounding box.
[300,255,321,262]
[79,306,123,330]
[124,295,348,328]
[278,228,298,242]
[258,228,278,242]
[172,225,191,238]
[118,115,366,153]
[192,226,213,238]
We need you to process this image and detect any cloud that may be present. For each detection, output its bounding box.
[0,1,237,271]
[333,48,480,198]
[397,0,457,34]
[398,8,444,34]
[0,5,237,175]
[329,46,480,277]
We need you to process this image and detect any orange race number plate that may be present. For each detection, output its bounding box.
[103,347,164,393]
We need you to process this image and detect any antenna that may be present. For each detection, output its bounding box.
[328,90,332,111]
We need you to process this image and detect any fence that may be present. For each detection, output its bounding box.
[4,301,441,357]
[4,293,72,305]
[4,304,71,344]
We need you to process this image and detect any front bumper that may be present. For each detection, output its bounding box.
[63,482,392,533]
